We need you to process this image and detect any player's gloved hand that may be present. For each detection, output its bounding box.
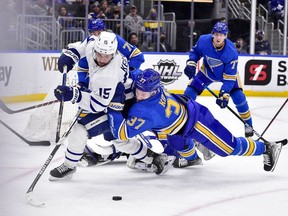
[129,68,142,81]
[108,145,122,161]
[216,90,230,108]
[184,60,197,79]
[54,85,82,104]
[108,82,126,111]
[58,48,80,73]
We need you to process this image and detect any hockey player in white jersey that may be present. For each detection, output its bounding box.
[49,31,127,180]
[50,31,171,180]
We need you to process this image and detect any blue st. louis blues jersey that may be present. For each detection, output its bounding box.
[109,88,188,141]
[77,34,144,85]
[189,34,239,93]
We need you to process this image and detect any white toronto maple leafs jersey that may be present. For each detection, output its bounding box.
[75,36,130,113]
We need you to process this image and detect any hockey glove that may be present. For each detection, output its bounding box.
[216,90,230,108]
[184,60,197,79]
[58,48,80,73]
[54,85,82,104]
[130,68,142,81]
[108,82,126,111]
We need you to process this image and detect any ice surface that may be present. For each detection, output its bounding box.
[0,97,287,216]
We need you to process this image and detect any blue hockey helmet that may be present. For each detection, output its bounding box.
[212,22,228,35]
[88,18,106,32]
[134,68,161,92]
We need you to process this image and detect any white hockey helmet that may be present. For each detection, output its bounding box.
[94,31,118,55]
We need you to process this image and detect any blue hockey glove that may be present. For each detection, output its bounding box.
[184,60,197,79]
[216,90,230,108]
[130,68,142,81]
[108,82,126,111]
[54,85,82,104]
[58,48,80,73]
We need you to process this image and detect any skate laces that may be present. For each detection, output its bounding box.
[56,164,71,174]
[263,153,271,166]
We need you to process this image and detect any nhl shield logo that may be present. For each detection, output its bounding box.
[153,59,182,85]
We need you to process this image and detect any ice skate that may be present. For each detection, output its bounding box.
[78,152,103,167]
[150,153,175,175]
[263,141,282,172]
[126,153,175,175]
[49,163,76,181]
[195,141,215,160]
[173,156,203,168]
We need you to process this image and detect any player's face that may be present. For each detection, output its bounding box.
[90,30,102,36]
[135,89,153,101]
[212,32,227,46]
[94,52,113,67]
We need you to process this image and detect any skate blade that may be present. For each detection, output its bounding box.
[48,173,74,181]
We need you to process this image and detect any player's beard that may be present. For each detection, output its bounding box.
[94,57,113,67]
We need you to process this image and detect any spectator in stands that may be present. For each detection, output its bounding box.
[107,5,122,34]
[234,38,248,54]
[255,30,272,55]
[153,32,173,52]
[124,5,145,38]
[144,8,163,44]
[100,0,112,18]
[74,0,86,17]
[128,32,140,48]
[88,1,107,19]
[58,5,81,46]
[268,0,285,24]
[58,5,76,29]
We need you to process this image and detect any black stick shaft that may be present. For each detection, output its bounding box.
[259,98,288,138]
[203,85,267,142]
[0,120,50,146]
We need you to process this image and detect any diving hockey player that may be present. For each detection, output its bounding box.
[107,68,283,173]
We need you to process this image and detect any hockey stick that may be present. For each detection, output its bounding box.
[26,67,69,206]
[0,119,51,146]
[203,84,287,145]
[26,108,83,207]
[257,98,288,140]
[0,99,59,114]
[55,67,67,143]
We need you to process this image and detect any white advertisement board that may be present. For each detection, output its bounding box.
[0,52,287,102]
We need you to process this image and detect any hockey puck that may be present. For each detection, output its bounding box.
[112,196,122,201]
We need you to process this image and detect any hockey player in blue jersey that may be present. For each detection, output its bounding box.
[107,68,283,172]
[183,22,254,137]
